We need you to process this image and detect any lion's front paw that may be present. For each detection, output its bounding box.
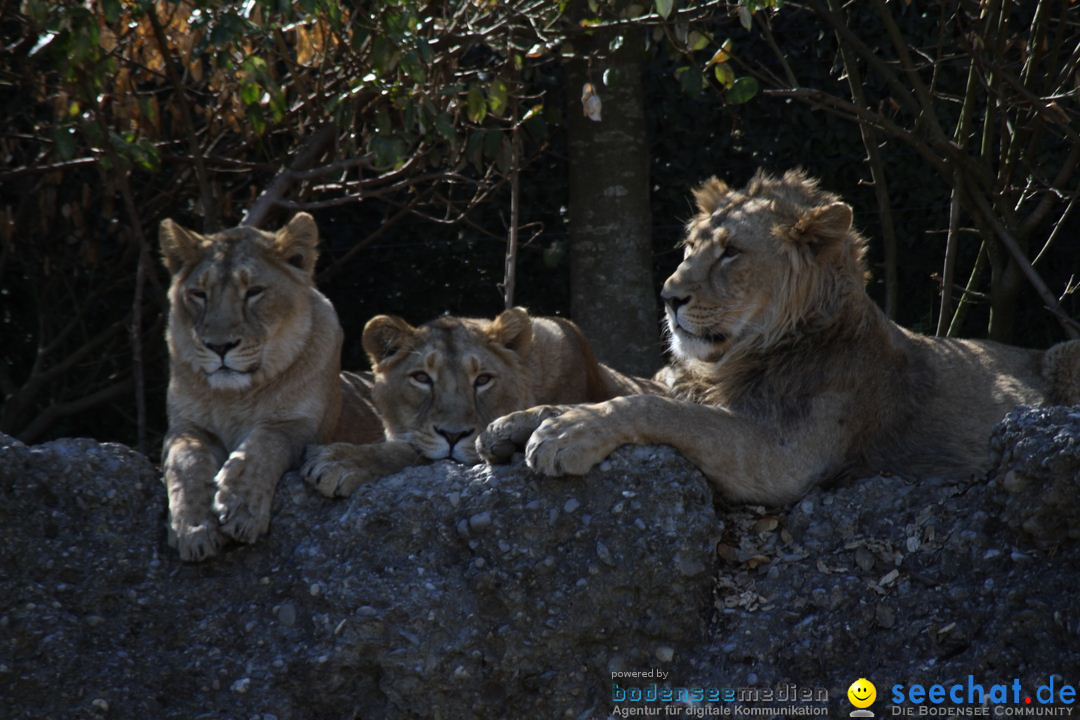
[477,405,568,464]
[524,409,620,477]
[212,455,272,544]
[300,444,376,498]
[168,515,226,563]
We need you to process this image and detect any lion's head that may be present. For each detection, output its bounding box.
[160,213,322,392]
[662,169,868,364]
[362,308,536,463]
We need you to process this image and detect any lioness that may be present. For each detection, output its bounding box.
[299,307,662,496]
[478,170,1080,502]
[160,213,382,561]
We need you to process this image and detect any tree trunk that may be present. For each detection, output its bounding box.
[565,28,661,376]
[988,255,1023,342]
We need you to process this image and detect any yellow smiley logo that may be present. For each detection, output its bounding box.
[847,678,877,708]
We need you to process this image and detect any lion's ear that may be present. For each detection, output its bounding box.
[691,177,731,215]
[159,218,206,273]
[363,315,417,366]
[488,307,533,355]
[784,202,853,261]
[274,212,320,275]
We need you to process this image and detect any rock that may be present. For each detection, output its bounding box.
[4,406,1080,719]
[990,404,1080,544]
[0,433,715,720]
[683,409,1080,717]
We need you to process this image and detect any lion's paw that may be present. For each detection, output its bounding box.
[212,455,271,544]
[169,516,226,563]
[300,444,372,498]
[477,405,568,464]
[524,410,618,477]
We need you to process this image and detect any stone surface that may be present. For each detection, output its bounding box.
[0,435,715,719]
[2,406,1080,719]
[989,404,1080,544]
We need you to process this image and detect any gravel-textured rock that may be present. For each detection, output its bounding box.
[2,406,1080,720]
[0,435,715,719]
[679,405,1080,717]
[989,404,1080,543]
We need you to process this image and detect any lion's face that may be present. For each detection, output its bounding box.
[160,214,321,392]
[662,170,866,363]
[363,309,534,463]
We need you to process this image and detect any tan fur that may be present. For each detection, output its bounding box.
[478,170,1080,503]
[300,307,662,496]
[160,213,382,561]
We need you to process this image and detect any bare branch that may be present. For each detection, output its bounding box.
[965,188,1080,339]
[17,378,133,444]
[503,124,522,309]
[1032,191,1078,268]
[146,5,219,231]
[242,125,338,228]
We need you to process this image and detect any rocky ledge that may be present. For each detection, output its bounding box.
[1,405,1079,719]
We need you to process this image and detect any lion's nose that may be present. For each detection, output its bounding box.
[436,427,474,449]
[662,292,691,311]
[205,340,240,359]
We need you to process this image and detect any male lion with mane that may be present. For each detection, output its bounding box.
[479,170,1080,502]
[160,213,382,561]
[300,307,663,496]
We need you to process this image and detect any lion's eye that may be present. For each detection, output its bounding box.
[245,286,266,300]
[474,373,493,388]
[719,245,741,264]
[410,371,433,385]
[187,288,206,302]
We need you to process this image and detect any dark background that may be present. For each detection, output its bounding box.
[2,2,1077,452]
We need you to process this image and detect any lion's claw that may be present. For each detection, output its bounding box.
[212,455,271,544]
[523,411,618,477]
[300,445,366,497]
[477,405,569,464]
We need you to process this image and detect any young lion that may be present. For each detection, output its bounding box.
[299,307,662,496]
[478,170,1080,502]
[160,213,382,561]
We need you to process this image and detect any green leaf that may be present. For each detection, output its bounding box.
[679,67,702,95]
[53,126,76,161]
[466,85,486,124]
[435,113,457,143]
[101,0,122,24]
[727,76,759,104]
[483,128,502,159]
[488,79,509,117]
[248,108,267,136]
[371,135,405,168]
[416,38,432,63]
[520,104,544,123]
[656,0,674,19]
[371,36,392,74]
[375,108,391,135]
[242,56,268,74]
[240,82,262,105]
[268,90,286,123]
[688,31,709,51]
[400,51,426,82]
[737,4,753,30]
[713,62,734,88]
[465,130,485,171]
[496,137,512,175]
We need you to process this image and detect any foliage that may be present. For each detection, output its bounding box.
[1,0,738,444]
[4,0,1074,448]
